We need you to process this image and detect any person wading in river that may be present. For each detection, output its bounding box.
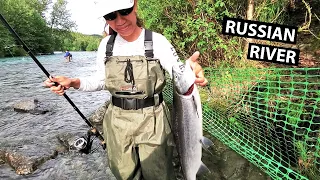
[44,0,208,179]
[64,50,72,62]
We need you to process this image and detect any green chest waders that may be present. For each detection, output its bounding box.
[102,30,175,180]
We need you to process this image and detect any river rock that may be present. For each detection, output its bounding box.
[0,130,106,175]
[0,147,58,175]
[220,149,249,180]
[197,133,270,180]
[0,150,5,164]
[246,163,272,180]
[3,151,37,175]
[0,135,73,176]
[88,100,110,133]
[56,132,86,151]
[13,98,50,115]
[88,100,110,123]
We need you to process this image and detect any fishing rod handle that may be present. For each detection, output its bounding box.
[89,127,106,150]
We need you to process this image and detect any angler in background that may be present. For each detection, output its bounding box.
[44,0,207,179]
[64,50,72,62]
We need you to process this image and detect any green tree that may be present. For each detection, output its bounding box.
[0,0,101,57]
[48,0,76,31]
[0,0,54,57]
[30,0,53,17]
[47,0,76,50]
[138,0,304,67]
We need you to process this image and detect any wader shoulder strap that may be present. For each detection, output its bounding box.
[144,29,154,58]
[105,30,154,59]
[105,33,117,60]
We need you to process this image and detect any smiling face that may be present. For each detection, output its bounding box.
[106,1,138,38]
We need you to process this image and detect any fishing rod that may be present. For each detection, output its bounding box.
[0,13,106,153]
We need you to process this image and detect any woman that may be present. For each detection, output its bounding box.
[45,0,207,179]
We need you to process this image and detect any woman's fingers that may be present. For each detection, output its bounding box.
[195,69,205,83]
[198,78,208,86]
[189,51,200,62]
[44,78,55,87]
[188,51,200,74]
[44,75,70,96]
[186,51,208,87]
[50,85,65,95]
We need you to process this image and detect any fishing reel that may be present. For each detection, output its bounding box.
[73,129,96,154]
[73,128,106,154]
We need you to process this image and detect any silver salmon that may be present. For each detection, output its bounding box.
[172,61,213,180]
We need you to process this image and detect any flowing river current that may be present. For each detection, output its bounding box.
[0,52,115,179]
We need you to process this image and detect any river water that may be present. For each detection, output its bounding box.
[0,52,115,179]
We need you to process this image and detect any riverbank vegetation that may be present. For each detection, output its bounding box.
[0,0,101,57]
[139,0,320,179]
[139,0,319,68]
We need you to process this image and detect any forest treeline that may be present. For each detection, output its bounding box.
[139,0,320,67]
[0,0,101,57]
[0,0,319,65]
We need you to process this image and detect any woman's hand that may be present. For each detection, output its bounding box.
[187,51,208,87]
[44,76,79,95]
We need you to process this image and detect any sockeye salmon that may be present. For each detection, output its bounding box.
[172,60,213,180]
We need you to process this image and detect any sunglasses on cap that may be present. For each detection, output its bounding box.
[103,6,134,21]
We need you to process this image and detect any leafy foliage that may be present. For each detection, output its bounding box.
[0,0,54,57]
[61,32,101,51]
[139,0,318,67]
[0,0,101,57]
[139,0,244,67]
[47,0,76,31]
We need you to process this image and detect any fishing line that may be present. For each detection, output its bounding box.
[0,13,106,153]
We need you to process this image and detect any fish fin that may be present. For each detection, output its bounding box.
[201,136,214,155]
[201,136,214,148]
[197,162,210,175]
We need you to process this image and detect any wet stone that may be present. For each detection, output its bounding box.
[88,100,110,133]
[197,133,270,180]
[246,163,272,180]
[220,149,249,180]
[0,149,58,175]
[0,138,64,175]
[13,98,50,115]
[4,151,36,175]
[56,132,87,151]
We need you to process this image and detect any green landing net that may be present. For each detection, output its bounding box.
[163,67,320,180]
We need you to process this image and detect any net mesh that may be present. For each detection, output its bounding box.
[163,67,320,180]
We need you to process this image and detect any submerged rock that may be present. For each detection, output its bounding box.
[0,133,80,176]
[56,132,84,151]
[0,148,58,175]
[13,99,50,115]
[4,151,36,175]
